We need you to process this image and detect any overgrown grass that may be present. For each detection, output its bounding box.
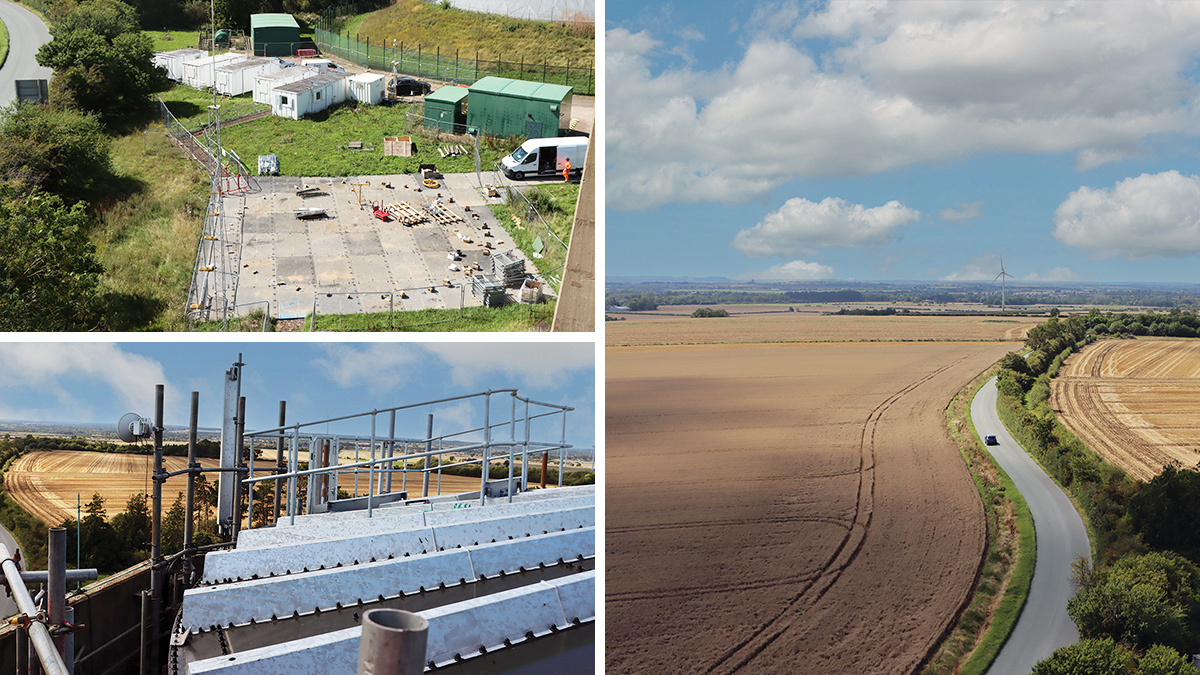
[218,101,511,176]
[306,300,555,331]
[489,183,577,285]
[159,84,269,130]
[345,0,593,66]
[92,131,209,330]
[147,29,200,52]
[921,368,1036,675]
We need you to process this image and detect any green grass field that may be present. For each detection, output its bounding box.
[148,29,199,52]
[306,300,556,332]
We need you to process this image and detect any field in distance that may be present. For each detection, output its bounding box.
[606,313,1020,673]
[607,305,1036,346]
[1053,338,1200,481]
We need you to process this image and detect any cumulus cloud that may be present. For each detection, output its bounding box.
[421,343,593,388]
[1024,267,1079,282]
[940,201,983,223]
[1053,171,1200,259]
[733,197,919,258]
[0,344,174,422]
[315,344,421,394]
[941,253,1005,281]
[607,2,1200,209]
[740,259,836,281]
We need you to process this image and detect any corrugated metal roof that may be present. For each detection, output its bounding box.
[250,13,299,29]
[216,57,277,72]
[258,66,317,82]
[273,71,348,94]
[468,76,571,102]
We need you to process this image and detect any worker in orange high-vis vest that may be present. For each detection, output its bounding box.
[563,158,571,183]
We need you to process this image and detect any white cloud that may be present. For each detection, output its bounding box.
[941,253,1004,281]
[422,344,593,388]
[1053,171,1200,259]
[0,344,173,422]
[741,259,836,281]
[1024,267,1079,282]
[314,344,421,394]
[733,197,919,258]
[607,2,1200,209]
[940,201,983,223]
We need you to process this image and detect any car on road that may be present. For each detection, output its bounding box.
[984,434,999,445]
[392,77,431,96]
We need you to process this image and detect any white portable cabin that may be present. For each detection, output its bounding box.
[271,71,350,120]
[349,73,385,105]
[253,66,317,105]
[183,53,247,89]
[153,48,208,82]
[215,57,283,97]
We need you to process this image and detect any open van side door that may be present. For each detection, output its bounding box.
[539,146,558,175]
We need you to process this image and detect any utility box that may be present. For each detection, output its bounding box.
[349,73,386,105]
[424,85,469,134]
[14,79,49,104]
[465,77,572,139]
[251,13,301,57]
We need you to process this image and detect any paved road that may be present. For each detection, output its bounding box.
[0,0,53,108]
[972,377,1091,675]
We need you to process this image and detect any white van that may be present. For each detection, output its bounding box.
[301,59,345,72]
[500,136,588,180]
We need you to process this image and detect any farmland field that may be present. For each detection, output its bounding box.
[607,322,1019,673]
[607,310,1035,346]
[6,451,219,525]
[1053,339,1200,481]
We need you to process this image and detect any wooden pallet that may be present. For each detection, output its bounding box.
[387,201,426,225]
[425,202,464,225]
[385,136,413,157]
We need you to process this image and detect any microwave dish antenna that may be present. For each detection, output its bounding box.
[117,412,154,443]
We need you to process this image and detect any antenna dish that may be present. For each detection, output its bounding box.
[117,412,152,443]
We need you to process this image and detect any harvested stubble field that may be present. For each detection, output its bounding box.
[607,323,1019,673]
[1053,339,1200,481]
[6,451,219,525]
[607,310,1034,347]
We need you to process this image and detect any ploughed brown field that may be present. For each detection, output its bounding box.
[6,451,220,525]
[1053,339,1200,481]
[607,310,1034,346]
[607,318,1019,674]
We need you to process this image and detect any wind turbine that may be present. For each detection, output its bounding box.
[993,256,1014,314]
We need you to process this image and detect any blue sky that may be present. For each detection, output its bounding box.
[0,342,595,449]
[606,0,1200,283]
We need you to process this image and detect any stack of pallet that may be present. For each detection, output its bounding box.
[492,249,526,288]
[470,273,507,307]
[386,201,426,225]
[423,203,463,225]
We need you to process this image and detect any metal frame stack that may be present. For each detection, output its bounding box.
[471,273,507,307]
[492,249,526,288]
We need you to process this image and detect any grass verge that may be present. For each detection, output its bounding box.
[304,300,555,331]
[489,183,578,286]
[921,369,1036,675]
[0,16,9,71]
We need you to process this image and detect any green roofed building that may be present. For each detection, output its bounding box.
[251,14,301,57]
[466,77,573,139]
[424,85,470,134]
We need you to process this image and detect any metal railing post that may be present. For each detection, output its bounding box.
[274,401,286,523]
[185,392,198,556]
[480,392,491,506]
[48,527,66,661]
[368,412,377,518]
[522,399,531,492]
[422,414,432,498]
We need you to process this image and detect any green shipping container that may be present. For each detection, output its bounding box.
[251,14,301,57]
[424,86,469,134]
[466,77,572,139]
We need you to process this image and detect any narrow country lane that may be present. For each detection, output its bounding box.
[0,0,52,108]
[971,377,1091,675]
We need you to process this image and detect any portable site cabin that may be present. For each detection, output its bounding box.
[183,53,247,89]
[272,71,350,120]
[215,57,283,97]
[424,85,469,134]
[253,66,317,105]
[465,77,572,139]
[251,13,301,57]
[153,48,207,82]
[349,73,386,105]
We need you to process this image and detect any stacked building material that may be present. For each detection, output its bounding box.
[471,273,507,307]
[492,249,526,288]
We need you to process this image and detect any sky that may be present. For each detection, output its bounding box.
[0,341,596,450]
[606,0,1200,284]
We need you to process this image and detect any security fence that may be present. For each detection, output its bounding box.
[314,24,593,95]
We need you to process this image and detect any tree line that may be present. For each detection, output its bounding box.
[991,311,1200,674]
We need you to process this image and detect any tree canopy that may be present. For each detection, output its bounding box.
[0,103,112,200]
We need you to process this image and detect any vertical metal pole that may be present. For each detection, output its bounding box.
[401,442,408,494]
[540,451,548,489]
[368,413,376,517]
[385,410,396,493]
[185,392,198,553]
[559,408,567,488]
[63,607,74,675]
[506,395,515,502]
[522,400,531,493]
[75,496,80,591]
[288,427,298,526]
[247,437,255,530]
[16,625,27,674]
[48,527,65,661]
[150,384,164,673]
[274,401,286,523]
[422,414,432,498]
[232,396,246,542]
[139,590,150,675]
[480,392,491,506]
[357,609,428,675]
